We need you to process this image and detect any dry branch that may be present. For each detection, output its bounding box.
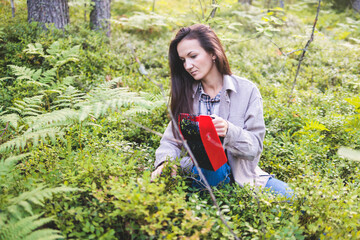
[287,0,321,105]
[0,122,9,139]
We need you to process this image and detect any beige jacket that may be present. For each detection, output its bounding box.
[155,75,271,187]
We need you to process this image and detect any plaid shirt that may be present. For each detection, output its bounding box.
[198,83,221,115]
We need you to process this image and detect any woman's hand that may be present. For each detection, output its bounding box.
[211,114,228,137]
[150,163,177,182]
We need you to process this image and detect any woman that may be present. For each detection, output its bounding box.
[152,24,292,197]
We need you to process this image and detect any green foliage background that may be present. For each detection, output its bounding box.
[0,0,359,239]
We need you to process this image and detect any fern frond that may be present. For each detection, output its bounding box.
[46,41,80,68]
[55,57,79,68]
[0,106,6,115]
[22,107,44,116]
[8,65,49,88]
[139,92,166,109]
[23,42,45,57]
[7,186,79,216]
[78,96,152,121]
[139,91,164,102]
[57,45,80,64]
[0,113,20,129]
[51,86,86,110]
[32,69,42,81]
[0,128,65,153]
[0,214,60,240]
[74,81,158,121]
[24,228,63,240]
[40,68,57,84]
[123,106,150,116]
[45,41,61,56]
[7,96,45,117]
[9,65,35,81]
[0,154,31,181]
[25,108,78,130]
[0,186,77,240]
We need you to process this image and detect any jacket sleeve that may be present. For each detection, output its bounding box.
[223,93,265,161]
[154,121,183,168]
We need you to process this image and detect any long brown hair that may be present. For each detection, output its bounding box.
[168,24,232,126]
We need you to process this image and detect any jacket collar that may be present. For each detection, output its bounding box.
[191,74,237,99]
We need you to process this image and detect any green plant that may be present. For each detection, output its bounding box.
[0,154,78,240]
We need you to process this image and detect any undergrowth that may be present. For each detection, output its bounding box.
[0,0,359,239]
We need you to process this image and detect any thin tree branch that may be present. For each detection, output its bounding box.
[205,0,218,22]
[265,37,305,78]
[0,122,9,138]
[285,49,304,56]
[287,0,321,105]
[198,0,204,19]
[127,44,240,240]
[124,116,182,144]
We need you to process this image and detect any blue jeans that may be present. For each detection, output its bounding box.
[265,177,294,198]
[191,164,231,189]
[191,165,293,198]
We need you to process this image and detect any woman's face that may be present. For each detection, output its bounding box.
[177,38,217,81]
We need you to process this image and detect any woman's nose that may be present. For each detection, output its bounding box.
[184,60,193,70]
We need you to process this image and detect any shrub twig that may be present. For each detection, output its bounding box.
[125,116,182,144]
[287,0,321,105]
[127,44,240,240]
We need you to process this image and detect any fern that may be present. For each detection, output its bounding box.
[23,228,62,240]
[79,89,154,120]
[45,41,80,68]
[0,185,78,240]
[75,78,160,120]
[0,128,64,152]
[0,214,62,240]
[0,106,5,115]
[51,86,86,110]
[0,153,78,240]
[23,42,45,57]
[7,186,78,216]
[26,108,78,131]
[24,41,80,69]
[8,65,51,88]
[8,95,44,118]
[0,78,164,153]
[0,113,20,130]
[54,45,80,68]
[40,68,57,85]
[9,65,38,81]
[0,154,31,185]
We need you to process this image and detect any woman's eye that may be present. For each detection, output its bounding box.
[191,55,197,59]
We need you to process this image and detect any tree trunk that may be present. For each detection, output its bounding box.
[10,0,15,18]
[27,0,69,29]
[238,0,252,4]
[279,0,284,8]
[90,0,111,37]
[353,0,360,12]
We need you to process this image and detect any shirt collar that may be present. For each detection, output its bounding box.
[192,74,237,98]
